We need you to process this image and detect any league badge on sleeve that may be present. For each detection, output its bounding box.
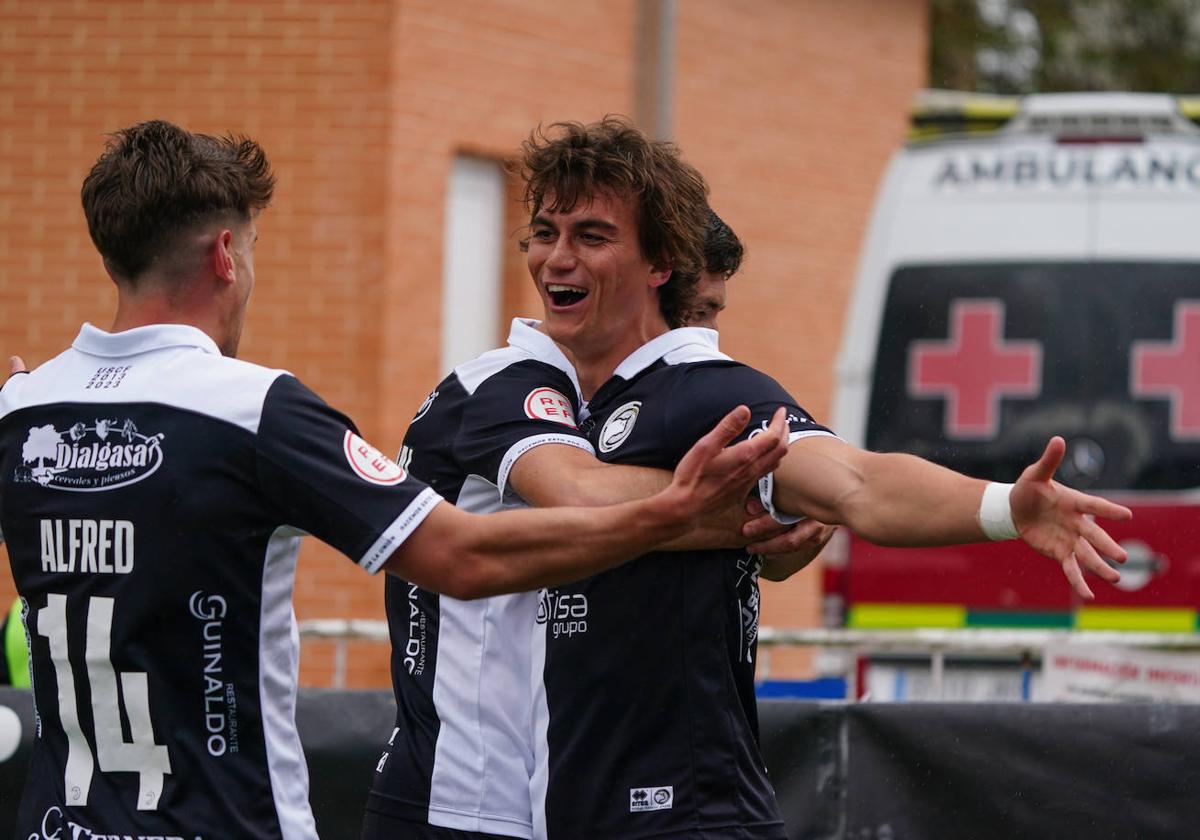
[343,431,407,485]
[524,387,578,428]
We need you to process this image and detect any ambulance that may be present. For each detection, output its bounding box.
[828,91,1200,635]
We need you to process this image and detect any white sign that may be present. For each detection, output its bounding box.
[1040,644,1200,703]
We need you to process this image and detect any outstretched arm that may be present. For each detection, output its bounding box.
[511,443,818,551]
[771,434,1130,599]
[384,406,789,599]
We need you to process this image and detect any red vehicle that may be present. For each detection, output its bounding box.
[827,91,1200,634]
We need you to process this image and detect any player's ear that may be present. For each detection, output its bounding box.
[648,259,672,289]
[211,230,236,285]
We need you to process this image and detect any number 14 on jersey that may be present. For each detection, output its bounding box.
[38,593,172,810]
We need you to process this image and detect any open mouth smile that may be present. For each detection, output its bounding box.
[546,283,589,307]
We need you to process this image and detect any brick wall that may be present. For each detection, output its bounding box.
[0,0,925,686]
[673,0,928,677]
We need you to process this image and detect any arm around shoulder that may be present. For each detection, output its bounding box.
[508,442,671,508]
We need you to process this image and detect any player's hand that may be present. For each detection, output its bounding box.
[741,497,838,580]
[1011,436,1132,600]
[6,356,26,381]
[689,493,792,549]
[667,406,788,525]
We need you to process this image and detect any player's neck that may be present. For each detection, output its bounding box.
[571,321,669,400]
[111,287,229,355]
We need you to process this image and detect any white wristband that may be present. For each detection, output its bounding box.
[978,482,1019,541]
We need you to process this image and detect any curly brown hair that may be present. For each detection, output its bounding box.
[517,117,709,329]
[81,119,275,284]
[703,209,744,279]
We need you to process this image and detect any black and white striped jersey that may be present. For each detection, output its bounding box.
[366,319,592,839]
[0,323,441,840]
[531,328,835,840]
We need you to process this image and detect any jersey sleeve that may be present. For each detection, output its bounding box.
[255,375,442,574]
[455,361,594,497]
[669,363,837,524]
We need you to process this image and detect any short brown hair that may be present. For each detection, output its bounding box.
[81,120,274,283]
[517,117,709,328]
[703,209,744,279]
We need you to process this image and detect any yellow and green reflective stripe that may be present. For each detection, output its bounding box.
[847,604,1200,632]
[847,603,965,629]
[1074,607,1196,633]
[966,610,1073,629]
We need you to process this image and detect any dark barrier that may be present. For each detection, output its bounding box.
[2,689,1199,838]
[759,700,1200,840]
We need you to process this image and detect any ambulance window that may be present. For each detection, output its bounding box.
[865,262,1200,491]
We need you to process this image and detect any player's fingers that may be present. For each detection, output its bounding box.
[8,356,26,376]
[1075,492,1132,522]
[745,497,766,516]
[705,405,752,453]
[1075,535,1120,584]
[747,520,832,554]
[759,407,789,464]
[684,405,752,476]
[741,514,792,543]
[768,406,787,440]
[1060,552,1094,601]
[749,435,787,477]
[1025,436,1065,484]
[1081,517,1127,564]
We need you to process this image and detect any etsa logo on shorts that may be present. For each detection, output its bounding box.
[630,785,673,813]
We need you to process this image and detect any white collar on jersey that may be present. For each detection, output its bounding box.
[506,317,584,394]
[73,322,222,358]
[611,327,731,381]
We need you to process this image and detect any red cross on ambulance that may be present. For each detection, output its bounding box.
[1131,300,1200,441]
[908,299,1043,439]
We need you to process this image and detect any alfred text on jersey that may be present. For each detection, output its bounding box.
[40,518,134,574]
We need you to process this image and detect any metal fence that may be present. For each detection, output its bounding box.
[299,619,1200,693]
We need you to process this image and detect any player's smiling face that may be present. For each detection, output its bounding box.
[526,190,671,369]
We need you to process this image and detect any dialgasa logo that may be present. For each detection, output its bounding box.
[598,401,641,453]
[14,419,165,493]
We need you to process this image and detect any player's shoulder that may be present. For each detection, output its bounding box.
[1,329,294,440]
[671,357,789,394]
[454,346,576,398]
[158,351,294,433]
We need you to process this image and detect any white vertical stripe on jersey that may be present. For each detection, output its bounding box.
[258,527,319,840]
[529,615,550,840]
[428,474,536,838]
